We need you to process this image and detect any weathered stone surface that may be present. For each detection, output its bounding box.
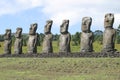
[27,23,38,54]
[0,52,120,58]
[59,20,71,52]
[80,17,94,52]
[14,28,23,54]
[42,20,53,53]
[4,29,12,54]
[102,13,116,52]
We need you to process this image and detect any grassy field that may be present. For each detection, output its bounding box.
[0,41,120,54]
[0,41,120,80]
[0,58,120,80]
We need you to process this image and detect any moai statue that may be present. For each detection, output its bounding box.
[14,28,23,54]
[59,20,71,53]
[102,13,116,52]
[80,17,94,52]
[27,23,38,54]
[42,20,53,53]
[4,29,12,54]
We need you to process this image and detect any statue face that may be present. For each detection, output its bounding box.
[81,17,92,32]
[60,20,69,34]
[44,20,53,34]
[29,23,37,35]
[104,13,114,28]
[4,29,11,39]
[15,28,22,38]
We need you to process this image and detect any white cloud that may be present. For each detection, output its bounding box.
[115,14,120,28]
[0,0,43,16]
[0,0,120,31]
[41,0,120,30]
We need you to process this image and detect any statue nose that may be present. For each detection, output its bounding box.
[83,21,86,25]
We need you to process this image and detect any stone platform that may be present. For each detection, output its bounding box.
[0,52,120,58]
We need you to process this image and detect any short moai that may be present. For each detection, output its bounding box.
[27,23,38,54]
[4,29,12,54]
[14,28,23,54]
[42,20,53,53]
[80,17,94,52]
[102,13,116,52]
[59,20,71,53]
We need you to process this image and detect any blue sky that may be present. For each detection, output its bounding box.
[0,0,120,34]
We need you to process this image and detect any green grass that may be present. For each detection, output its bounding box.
[1,41,120,54]
[0,58,120,80]
[0,41,120,80]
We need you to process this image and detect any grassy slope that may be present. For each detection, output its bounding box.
[0,41,120,80]
[0,58,120,80]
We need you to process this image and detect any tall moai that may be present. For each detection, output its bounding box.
[4,29,12,54]
[42,20,53,53]
[102,13,116,52]
[14,28,23,54]
[27,23,38,54]
[59,20,71,53]
[80,17,94,52]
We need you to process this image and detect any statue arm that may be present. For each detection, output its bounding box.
[20,39,23,47]
[51,34,53,41]
[34,39,37,47]
[102,31,105,45]
[67,33,71,52]
[90,33,94,50]
[112,30,116,49]
[68,33,71,45]
[8,40,12,49]
[34,35,38,47]
[91,32,94,44]
[113,30,116,43]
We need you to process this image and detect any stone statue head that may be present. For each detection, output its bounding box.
[104,13,114,28]
[4,29,11,40]
[44,20,53,34]
[60,20,69,34]
[29,23,38,35]
[81,17,92,32]
[15,27,22,38]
